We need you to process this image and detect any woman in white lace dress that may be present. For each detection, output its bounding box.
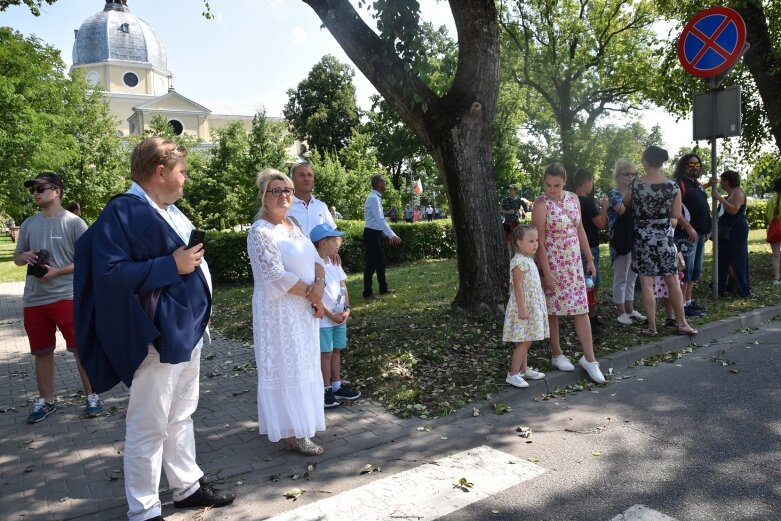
[247,169,327,455]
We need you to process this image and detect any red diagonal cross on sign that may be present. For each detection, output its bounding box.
[687,17,733,66]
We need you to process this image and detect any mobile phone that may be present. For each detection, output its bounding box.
[186,229,206,250]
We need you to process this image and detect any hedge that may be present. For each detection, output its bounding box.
[206,219,456,284]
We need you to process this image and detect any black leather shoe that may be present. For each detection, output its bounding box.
[173,483,235,509]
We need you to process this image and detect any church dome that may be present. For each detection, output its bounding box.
[72,1,168,72]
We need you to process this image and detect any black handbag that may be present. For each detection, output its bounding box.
[610,212,634,255]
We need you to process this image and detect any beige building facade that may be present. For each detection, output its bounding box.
[70,0,256,142]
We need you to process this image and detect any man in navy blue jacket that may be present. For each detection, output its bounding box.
[74,138,234,521]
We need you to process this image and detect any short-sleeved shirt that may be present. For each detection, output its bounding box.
[15,210,88,307]
[288,195,336,235]
[578,195,600,247]
[676,176,711,235]
[320,260,348,328]
[501,196,522,224]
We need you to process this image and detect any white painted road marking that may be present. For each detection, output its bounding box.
[610,504,679,521]
[268,445,545,521]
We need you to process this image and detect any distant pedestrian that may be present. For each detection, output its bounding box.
[425,205,434,221]
[404,205,414,223]
[310,224,361,409]
[502,224,548,388]
[412,206,421,222]
[13,172,101,423]
[501,184,522,255]
[387,206,399,223]
[363,175,400,298]
[66,201,81,217]
[330,206,343,221]
[767,178,781,285]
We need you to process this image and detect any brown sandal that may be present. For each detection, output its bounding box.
[287,437,324,456]
[642,329,658,337]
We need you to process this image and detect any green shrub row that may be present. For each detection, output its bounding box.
[206,219,457,284]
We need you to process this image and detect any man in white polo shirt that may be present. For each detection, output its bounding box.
[287,161,337,234]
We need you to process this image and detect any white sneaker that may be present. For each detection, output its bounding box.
[617,313,633,325]
[578,356,606,384]
[774,279,781,286]
[629,310,647,321]
[506,373,529,388]
[551,355,575,372]
[521,367,546,380]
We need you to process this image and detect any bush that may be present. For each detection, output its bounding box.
[746,199,768,230]
[206,219,457,283]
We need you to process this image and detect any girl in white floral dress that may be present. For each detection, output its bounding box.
[502,225,549,388]
[532,163,605,383]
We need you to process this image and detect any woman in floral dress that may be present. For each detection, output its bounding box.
[531,163,604,383]
[624,145,698,337]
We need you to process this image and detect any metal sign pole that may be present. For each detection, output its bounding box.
[710,77,719,299]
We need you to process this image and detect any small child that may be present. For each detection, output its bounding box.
[310,224,361,408]
[502,224,550,388]
[653,250,686,327]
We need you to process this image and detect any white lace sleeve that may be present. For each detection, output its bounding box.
[247,225,299,300]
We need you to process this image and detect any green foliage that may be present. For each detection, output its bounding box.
[0,0,55,15]
[284,54,360,153]
[499,0,660,173]
[746,199,770,230]
[59,72,128,222]
[747,151,781,196]
[205,219,456,284]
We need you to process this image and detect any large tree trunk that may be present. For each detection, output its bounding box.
[733,0,781,152]
[303,0,507,314]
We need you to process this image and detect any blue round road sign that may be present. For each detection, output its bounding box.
[677,7,746,78]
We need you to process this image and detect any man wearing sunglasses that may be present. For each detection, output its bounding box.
[673,154,717,317]
[13,172,102,423]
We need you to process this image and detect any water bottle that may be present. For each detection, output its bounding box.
[585,275,594,289]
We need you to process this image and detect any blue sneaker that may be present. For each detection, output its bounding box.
[86,394,103,417]
[27,398,57,423]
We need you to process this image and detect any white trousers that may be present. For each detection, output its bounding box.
[612,252,638,304]
[125,344,203,521]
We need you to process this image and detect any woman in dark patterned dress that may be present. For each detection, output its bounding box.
[624,146,698,336]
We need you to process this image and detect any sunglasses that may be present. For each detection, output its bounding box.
[29,185,57,194]
[687,162,701,168]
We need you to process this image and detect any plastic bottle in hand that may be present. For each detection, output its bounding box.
[585,275,594,289]
[333,287,346,313]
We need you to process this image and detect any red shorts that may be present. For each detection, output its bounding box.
[23,300,77,355]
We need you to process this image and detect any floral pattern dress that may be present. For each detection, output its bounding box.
[541,192,588,315]
[630,180,679,276]
[503,254,549,342]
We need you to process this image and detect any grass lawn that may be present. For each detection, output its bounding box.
[0,235,25,283]
[210,228,781,419]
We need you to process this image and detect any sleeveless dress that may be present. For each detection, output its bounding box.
[247,218,326,442]
[630,180,679,276]
[503,254,549,342]
[541,192,588,315]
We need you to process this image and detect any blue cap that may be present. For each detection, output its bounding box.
[310,223,344,243]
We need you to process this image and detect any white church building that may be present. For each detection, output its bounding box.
[70,0,262,142]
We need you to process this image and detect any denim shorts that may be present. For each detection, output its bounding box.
[681,235,706,282]
[581,246,601,286]
[319,323,347,353]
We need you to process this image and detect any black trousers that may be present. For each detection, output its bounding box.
[363,228,387,297]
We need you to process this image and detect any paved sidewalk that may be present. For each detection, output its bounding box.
[1,279,779,521]
[0,282,409,521]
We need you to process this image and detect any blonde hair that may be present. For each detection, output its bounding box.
[130,137,187,183]
[254,168,294,221]
[512,224,536,253]
[613,159,635,179]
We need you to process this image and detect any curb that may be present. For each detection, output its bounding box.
[445,303,781,423]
